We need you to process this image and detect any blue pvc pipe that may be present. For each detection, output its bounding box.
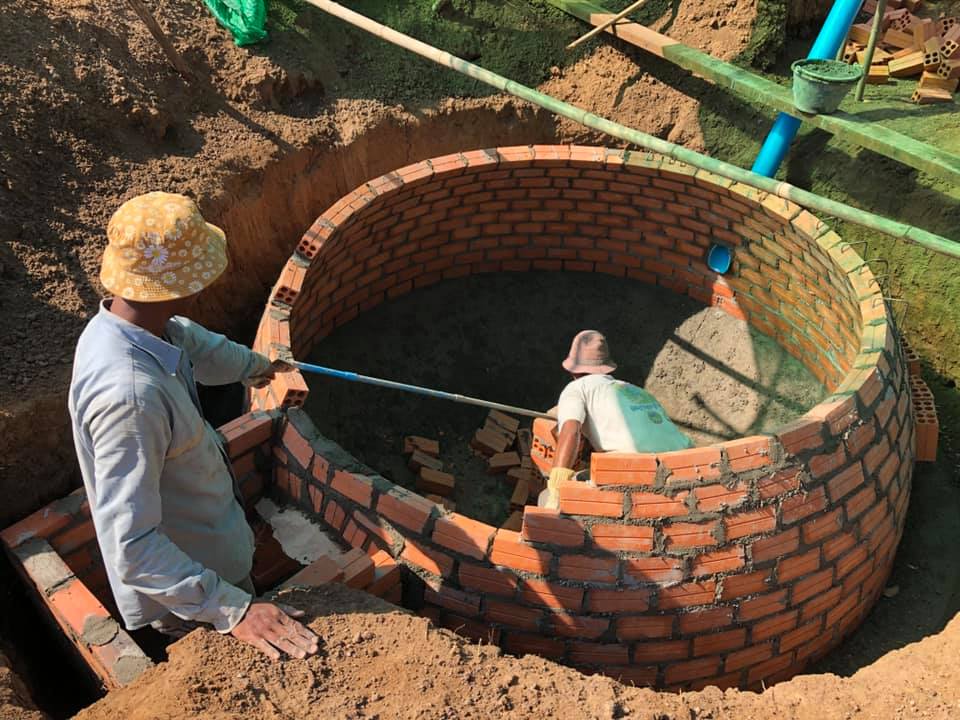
[751,0,864,177]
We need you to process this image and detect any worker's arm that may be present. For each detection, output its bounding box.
[554,419,582,470]
[86,394,317,658]
[170,316,277,386]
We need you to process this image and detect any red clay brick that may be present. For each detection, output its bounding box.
[694,483,748,512]
[719,570,772,600]
[827,463,865,502]
[752,609,798,641]
[568,642,630,665]
[678,606,733,634]
[751,527,800,563]
[630,491,689,518]
[424,582,482,617]
[781,487,827,525]
[519,578,583,611]
[521,508,585,547]
[590,523,654,552]
[330,470,374,508]
[558,482,624,517]
[723,436,773,472]
[746,651,794,686]
[49,522,97,556]
[658,580,716,609]
[802,507,844,544]
[401,539,453,578]
[801,585,842,623]
[615,615,674,640]
[377,488,435,533]
[489,529,552,574]
[550,614,609,639]
[780,618,823,652]
[738,589,788,620]
[558,554,619,583]
[662,516,720,547]
[792,567,834,604]
[587,588,651,613]
[778,547,821,582]
[724,507,777,540]
[632,639,690,662]
[458,562,518,596]
[432,513,495,560]
[501,631,564,659]
[693,628,746,657]
[691,546,746,576]
[623,556,684,585]
[757,469,802,500]
[665,657,721,684]
[725,642,774,672]
[485,601,543,632]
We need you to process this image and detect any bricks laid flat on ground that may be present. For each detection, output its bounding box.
[403,436,440,457]
[487,451,521,474]
[417,467,455,496]
[408,450,444,473]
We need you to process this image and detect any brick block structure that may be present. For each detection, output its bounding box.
[249,146,916,690]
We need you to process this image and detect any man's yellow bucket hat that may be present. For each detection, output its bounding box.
[100,192,228,302]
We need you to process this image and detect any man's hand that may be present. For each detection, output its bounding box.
[244,359,295,389]
[230,601,319,660]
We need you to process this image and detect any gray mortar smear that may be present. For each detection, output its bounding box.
[81,616,119,647]
[113,655,154,686]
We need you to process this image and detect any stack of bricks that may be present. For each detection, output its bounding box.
[909,375,938,461]
[280,546,402,602]
[899,335,921,375]
[403,435,455,508]
[251,146,913,689]
[847,1,959,102]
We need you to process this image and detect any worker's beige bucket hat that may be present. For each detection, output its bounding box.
[562,330,617,375]
[100,192,228,302]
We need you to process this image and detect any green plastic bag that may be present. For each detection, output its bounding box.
[204,0,268,46]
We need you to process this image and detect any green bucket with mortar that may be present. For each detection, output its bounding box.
[791,59,863,114]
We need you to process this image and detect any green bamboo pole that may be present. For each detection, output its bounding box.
[305,0,960,260]
[855,0,889,101]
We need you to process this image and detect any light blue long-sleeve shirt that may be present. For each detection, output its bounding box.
[68,300,272,633]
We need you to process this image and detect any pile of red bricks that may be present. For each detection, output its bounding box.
[247,146,916,690]
[848,1,959,102]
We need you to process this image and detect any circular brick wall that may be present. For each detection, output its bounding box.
[252,146,914,690]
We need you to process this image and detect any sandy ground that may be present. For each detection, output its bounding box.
[303,273,822,526]
[75,582,960,720]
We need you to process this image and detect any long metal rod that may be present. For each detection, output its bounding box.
[855,0,889,101]
[291,360,554,419]
[566,0,650,49]
[305,0,960,259]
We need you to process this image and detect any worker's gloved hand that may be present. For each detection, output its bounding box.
[538,467,575,509]
[244,359,295,389]
[230,600,319,660]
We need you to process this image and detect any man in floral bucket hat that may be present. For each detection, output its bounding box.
[69,192,318,660]
[540,330,694,509]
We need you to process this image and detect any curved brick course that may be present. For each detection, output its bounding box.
[252,146,915,690]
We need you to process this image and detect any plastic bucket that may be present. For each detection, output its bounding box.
[707,244,732,274]
[791,59,862,114]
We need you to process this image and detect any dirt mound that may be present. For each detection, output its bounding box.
[76,583,960,720]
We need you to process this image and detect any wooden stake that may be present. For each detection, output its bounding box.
[126,0,194,80]
[566,0,652,49]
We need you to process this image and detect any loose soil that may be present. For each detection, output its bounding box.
[303,272,822,525]
[77,581,960,720]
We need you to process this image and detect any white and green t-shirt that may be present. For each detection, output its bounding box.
[556,374,693,453]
